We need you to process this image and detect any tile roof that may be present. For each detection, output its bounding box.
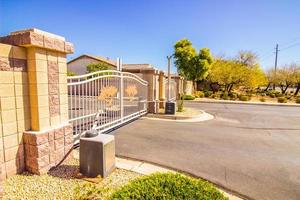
[67,54,117,66]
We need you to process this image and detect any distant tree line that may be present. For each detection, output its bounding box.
[174,38,300,96]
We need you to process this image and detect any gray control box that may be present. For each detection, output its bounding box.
[80,133,115,178]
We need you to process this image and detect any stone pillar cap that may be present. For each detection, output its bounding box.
[0,28,73,54]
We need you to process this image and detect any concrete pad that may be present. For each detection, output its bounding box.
[132,162,173,175]
[116,157,143,171]
[143,111,214,122]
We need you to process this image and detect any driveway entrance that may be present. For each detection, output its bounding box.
[113,102,300,200]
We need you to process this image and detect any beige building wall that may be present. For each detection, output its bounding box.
[67,56,117,75]
[68,57,98,75]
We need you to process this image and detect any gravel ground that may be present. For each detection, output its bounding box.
[2,153,141,200]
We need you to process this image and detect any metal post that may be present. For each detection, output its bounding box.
[167,55,172,102]
[165,55,175,115]
[119,58,124,122]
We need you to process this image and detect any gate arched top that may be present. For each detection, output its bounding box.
[67,70,148,86]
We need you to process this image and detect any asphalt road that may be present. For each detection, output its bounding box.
[113,102,300,200]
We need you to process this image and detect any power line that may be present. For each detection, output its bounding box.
[279,37,300,49]
[280,42,300,52]
[259,52,274,61]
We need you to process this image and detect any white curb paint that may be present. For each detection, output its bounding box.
[116,157,243,200]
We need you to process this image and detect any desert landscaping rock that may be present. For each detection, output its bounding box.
[2,156,141,200]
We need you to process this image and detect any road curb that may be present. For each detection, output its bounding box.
[191,99,300,107]
[116,156,243,200]
[143,111,214,122]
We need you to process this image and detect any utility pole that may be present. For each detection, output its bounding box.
[274,44,279,72]
[273,44,279,90]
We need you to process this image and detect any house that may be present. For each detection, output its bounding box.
[67,54,117,75]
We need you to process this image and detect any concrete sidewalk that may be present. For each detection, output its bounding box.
[116,157,243,200]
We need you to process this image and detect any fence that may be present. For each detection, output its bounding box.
[67,70,148,142]
[165,79,177,102]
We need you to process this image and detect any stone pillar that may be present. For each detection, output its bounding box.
[158,71,165,108]
[142,70,160,113]
[0,29,74,174]
[184,80,194,95]
[173,76,184,100]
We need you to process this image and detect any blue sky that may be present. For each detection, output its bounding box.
[1,0,300,72]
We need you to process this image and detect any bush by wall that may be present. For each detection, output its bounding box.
[109,173,228,200]
[296,97,300,104]
[177,99,184,112]
[277,97,287,103]
[182,95,195,100]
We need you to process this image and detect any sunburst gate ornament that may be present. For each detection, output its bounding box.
[125,85,138,101]
[98,86,118,107]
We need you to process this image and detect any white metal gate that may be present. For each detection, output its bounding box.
[67,70,148,142]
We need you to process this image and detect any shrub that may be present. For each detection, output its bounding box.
[109,173,228,200]
[277,97,287,103]
[275,93,283,97]
[221,92,229,100]
[239,95,249,101]
[177,98,184,112]
[267,90,280,98]
[86,62,114,73]
[260,93,266,97]
[269,93,275,98]
[204,91,213,97]
[247,94,252,100]
[286,95,292,100]
[194,91,204,98]
[67,71,77,76]
[229,92,238,100]
[296,97,300,104]
[259,97,266,102]
[181,95,195,100]
[211,93,220,99]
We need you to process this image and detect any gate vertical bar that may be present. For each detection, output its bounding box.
[118,58,124,122]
